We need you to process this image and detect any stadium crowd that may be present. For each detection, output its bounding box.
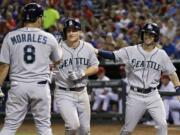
[0,0,180,59]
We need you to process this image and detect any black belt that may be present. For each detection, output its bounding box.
[58,86,85,92]
[131,86,156,94]
[37,80,48,84]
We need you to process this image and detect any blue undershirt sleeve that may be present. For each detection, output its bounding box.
[98,50,115,60]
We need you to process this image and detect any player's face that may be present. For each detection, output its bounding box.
[66,27,80,42]
[144,32,155,45]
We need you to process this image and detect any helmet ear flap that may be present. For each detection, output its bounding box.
[63,28,67,40]
[154,35,159,42]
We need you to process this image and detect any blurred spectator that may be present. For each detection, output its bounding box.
[91,66,118,112]
[159,75,180,125]
[161,18,177,42]
[5,11,16,31]
[115,37,128,49]
[118,9,131,29]
[103,32,117,51]
[173,27,180,58]
[161,35,177,59]
[0,0,179,61]
[43,4,60,31]
[91,0,103,18]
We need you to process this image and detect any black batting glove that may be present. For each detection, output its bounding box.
[175,86,180,94]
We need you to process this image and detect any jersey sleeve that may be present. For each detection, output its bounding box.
[88,44,99,66]
[50,36,63,62]
[161,51,176,75]
[0,33,10,64]
[113,48,129,64]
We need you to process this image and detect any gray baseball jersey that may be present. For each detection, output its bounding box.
[0,27,62,82]
[114,44,175,135]
[54,40,99,135]
[0,27,62,135]
[55,40,99,87]
[114,44,176,88]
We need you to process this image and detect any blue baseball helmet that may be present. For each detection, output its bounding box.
[23,3,43,23]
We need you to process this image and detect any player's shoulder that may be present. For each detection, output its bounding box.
[80,40,95,50]
[155,46,167,55]
[39,29,56,39]
[119,44,137,51]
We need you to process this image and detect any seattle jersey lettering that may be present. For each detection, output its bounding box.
[10,34,47,45]
[131,58,160,71]
[59,58,90,69]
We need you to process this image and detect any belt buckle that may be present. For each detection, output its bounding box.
[134,87,138,92]
[67,88,70,91]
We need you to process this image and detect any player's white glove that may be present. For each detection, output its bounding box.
[68,70,85,82]
[94,48,99,55]
[0,86,4,97]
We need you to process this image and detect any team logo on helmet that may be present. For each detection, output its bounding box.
[69,20,73,26]
[147,24,153,30]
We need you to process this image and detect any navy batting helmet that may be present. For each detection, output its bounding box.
[141,22,160,42]
[63,18,81,40]
[23,3,43,23]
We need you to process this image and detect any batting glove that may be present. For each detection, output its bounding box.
[175,86,180,94]
[0,87,4,97]
[68,70,85,82]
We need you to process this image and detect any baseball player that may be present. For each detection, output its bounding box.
[159,75,180,125]
[53,18,99,135]
[92,66,118,112]
[0,3,62,135]
[95,22,180,135]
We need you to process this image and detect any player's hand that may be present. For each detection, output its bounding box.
[0,87,4,97]
[94,48,99,55]
[68,71,85,82]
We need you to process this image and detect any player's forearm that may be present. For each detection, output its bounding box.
[84,66,99,77]
[0,63,9,86]
[95,49,115,60]
[169,72,180,87]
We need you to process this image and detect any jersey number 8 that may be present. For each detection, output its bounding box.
[24,45,35,64]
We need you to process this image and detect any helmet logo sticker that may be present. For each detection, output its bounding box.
[147,24,153,30]
[69,20,73,26]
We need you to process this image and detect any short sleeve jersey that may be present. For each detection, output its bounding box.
[113,44,176,88]
[0,27,62,82]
